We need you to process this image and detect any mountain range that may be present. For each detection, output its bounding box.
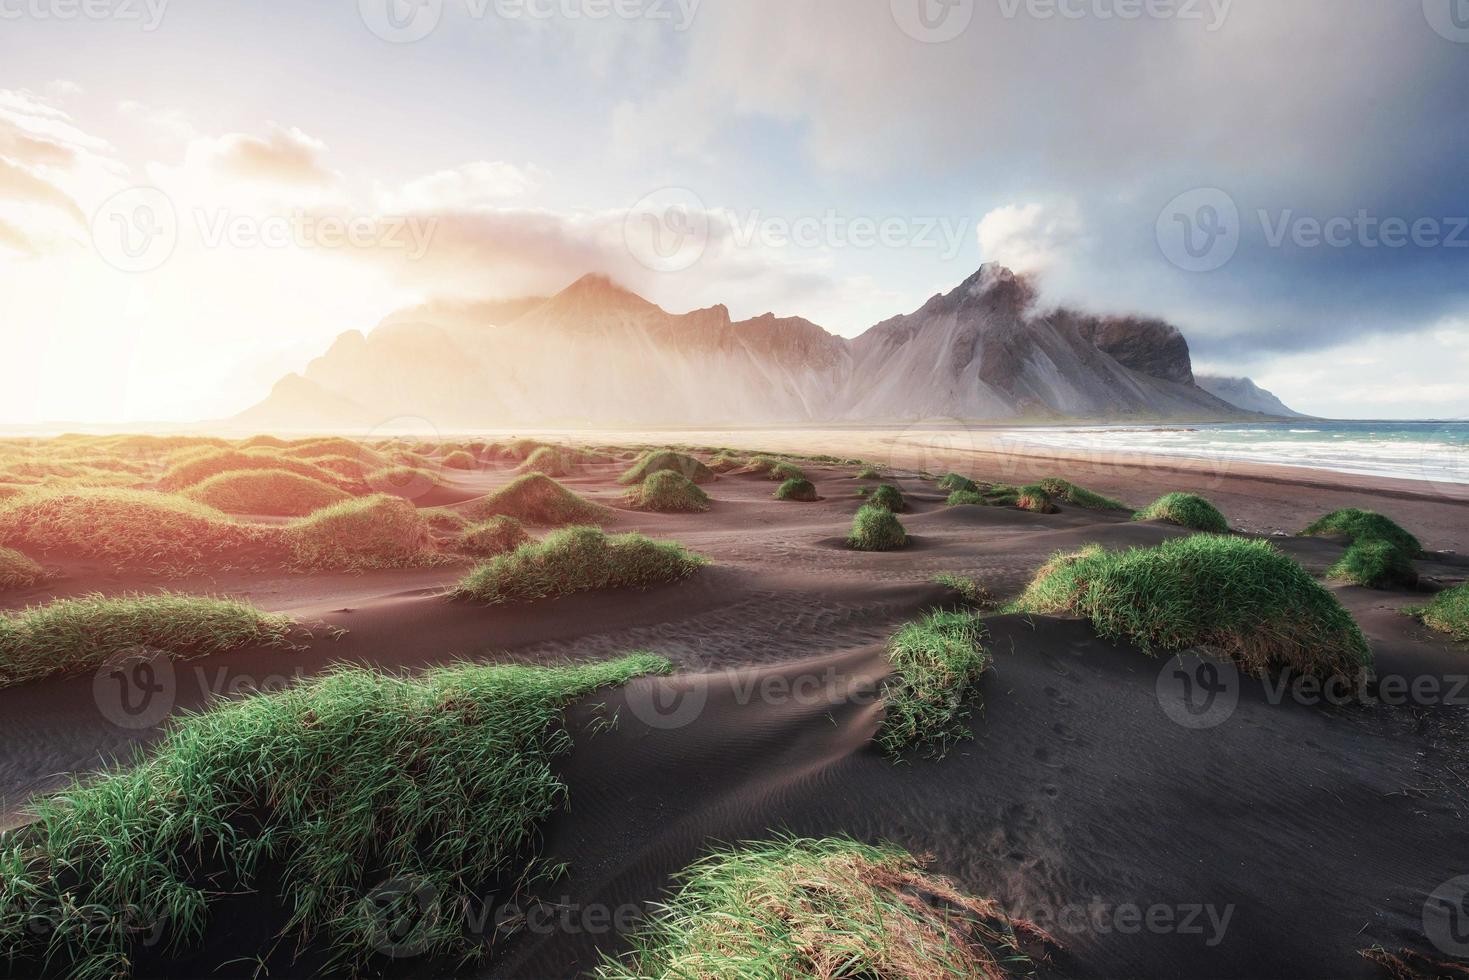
[238,264,1299,429]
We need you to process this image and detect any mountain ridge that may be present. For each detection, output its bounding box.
[238,265,1296,429]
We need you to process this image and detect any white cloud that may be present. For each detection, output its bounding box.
[377,160,546,212]
[977,200,1085,274]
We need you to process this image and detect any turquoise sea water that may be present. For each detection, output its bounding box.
[1003,420,1469,486]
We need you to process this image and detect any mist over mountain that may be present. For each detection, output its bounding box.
[238,265,1293,429]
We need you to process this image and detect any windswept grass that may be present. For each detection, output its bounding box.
[503,438,554,461]
[0,546,43,589]
[365,465,446,495]
[1410,583,1469,642]
[1301,508,1422,556]
[625,470,711,513]
[184,469,350,517]
[708,452,747,473]
[596,836,1050,980]
[856,465,884,481]
[865,484,905,513]
[878,611,991,757]
[0,592,293,688]
[619,451,716,486]
[1010,535,1370,677]
[467,473,611,526]
[768,461,806,482]
[158,449,353,492]
[442,449,478,470]
[937,473,978,494]
[520,446,582,478]
[1014,484,1058,514]
[456,516,531,557]
[847,505,909,552]
[1,654,670,979]
[0,488,281,574]
[946,489,989,507]
[1037,477,1126,511]
[454,527,706,604]
[773,477,819,502]
[932,573,990,607]
[288,494,434,569]
[1329,538,1418,588]
[1134,492,1229,533]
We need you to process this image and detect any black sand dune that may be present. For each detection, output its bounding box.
[2,447,1467,977]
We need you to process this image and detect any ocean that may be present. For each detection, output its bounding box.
[999,420,1469,487]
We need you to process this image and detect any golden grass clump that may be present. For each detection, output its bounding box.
[0,546,44,589]
[157,449,355,492]
[287,494,435,569]
[0,488,283,574]
[467,474,612,527]
[184,470,351,517]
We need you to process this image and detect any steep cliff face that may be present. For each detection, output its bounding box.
[239,266,1254,428]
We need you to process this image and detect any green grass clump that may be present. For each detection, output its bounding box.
[1014,484,1058,514]
[467,473,611,527]
[1300,508,1423,557]
[0,488,281,574]
[773,478,819,502]
[936,473,978,494]
[0,547,43,589]
[1134,492,1229,533]
[1037,477,1126,511]
[596,836,1048,980]
[855,466,884,481]
[767,461,806,482]
[1,654,670,978]
[365,465,446,494]
[1328,538,1418,588]
[503,438,553,461]
[456,516,531,557]
[878,611,991,757]
[1011,535,1370,676]
[520,445,581,478]
[0,592,292,688]
[441,449,477,470]
[454,527,706,604]
[619,451,716,486]
[865,484,905,513]
[625,470,711,513]
[288,494,433,569]
[946,490,988,507]
[707,452,747,473]
[184,469,350,518]
[847,505,908,552]
[421,507,469,531]
[932,573,989,607]
[1411,584,1469,642]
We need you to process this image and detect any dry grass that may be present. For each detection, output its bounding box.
[598,836,1052,979]
[0,546,44,589]
[158,449,355,492]
[287,494,436,570]
[184,469,350,517]
[456,516,531,557]
[467,474,612,527]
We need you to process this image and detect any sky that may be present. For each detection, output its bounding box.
[1,0,1467,423]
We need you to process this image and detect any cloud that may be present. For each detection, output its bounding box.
[977,201,1085,274]
[191,124,335,186]
[377,161,547,211]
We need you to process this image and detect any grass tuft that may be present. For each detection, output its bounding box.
[619,451,715,486]
[456,516,531,557]
[1036,477,1126,511]
[1134,492,1229,532]
[773,477,819,502]
[184,469,350,517]
[157,449,352,492]
[936,473,978,494]
[0,592,292,687]
[1301,508,1422,556]
[932,573,990,607]
[1014,484,1058,514]
[288,494,433,569]
[865,484,905,513]
[441,449,477,470]
[1010,535,1370,676]
[519,446,582,478]
[1409,583,1469,642]
[847,505,909,552]
[1,654,670,978]
[596,836,1049,980]
[467,474,611,527]
[878,612,991,757]
[1328,538,1418,588]
[454,527,706,604]
[0,547,43,589]
[625,470,711,513]
[855,466,883,480]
